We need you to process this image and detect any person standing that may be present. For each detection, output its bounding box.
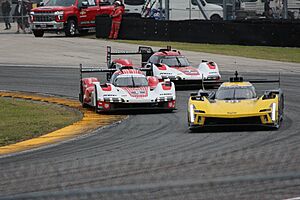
[1,0,12,30]
[109,1,124,39]
[13,0,27,33]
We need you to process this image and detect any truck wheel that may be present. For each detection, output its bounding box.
[33,30,44,37]
[210,14,222,21]
[65,19,77,37]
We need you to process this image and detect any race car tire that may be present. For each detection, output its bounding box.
[65,19,77,37]
[33,30,44,37]
[279,94,284,121]
[94,85,99,113]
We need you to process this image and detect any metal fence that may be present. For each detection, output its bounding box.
[141,0,300,21]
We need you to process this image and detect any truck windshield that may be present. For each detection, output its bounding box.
[160,56,190,67]
[114,76,148,87]
[215,86,257,100]
[45,0,75,7]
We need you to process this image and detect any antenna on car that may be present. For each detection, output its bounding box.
[230,71,243,82]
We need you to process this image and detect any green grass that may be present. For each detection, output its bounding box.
[117,40,300,63]
[0,97,82,146]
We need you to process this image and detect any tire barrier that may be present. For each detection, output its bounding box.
[96,16,300,47]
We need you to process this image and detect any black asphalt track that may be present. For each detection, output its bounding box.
[0,66,300,199]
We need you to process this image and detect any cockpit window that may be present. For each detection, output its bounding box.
[113,75,148,87]
[215,86,257,100]
[159,56,190,67]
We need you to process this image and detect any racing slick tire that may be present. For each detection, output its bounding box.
[274,94,284,129]
[65,19,77,37]
[94,85,99,113]
[33,30,44,37]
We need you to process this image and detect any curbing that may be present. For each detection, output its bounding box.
[0,91,125,155]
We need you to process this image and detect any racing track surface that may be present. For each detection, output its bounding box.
[0,37,300,199]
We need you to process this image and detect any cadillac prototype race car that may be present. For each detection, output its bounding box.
[107,46,221,88]
[79,62,176,112]
[188,72,284,130]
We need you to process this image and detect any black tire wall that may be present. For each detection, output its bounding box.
[96,16,300,47]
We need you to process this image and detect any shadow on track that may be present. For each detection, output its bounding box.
[188,125,279,134]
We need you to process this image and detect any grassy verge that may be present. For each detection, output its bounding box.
[0,97,82,146]
[116,40,300,63]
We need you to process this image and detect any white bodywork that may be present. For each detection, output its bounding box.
[83,74,176,111]
[144,61,221,81]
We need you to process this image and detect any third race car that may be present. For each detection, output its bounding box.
[107,46,221,88]
[188,72,284,130]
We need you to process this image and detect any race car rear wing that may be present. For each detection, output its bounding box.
[230,71,281,86]
[107,46,155,68]
[79,64,118,103]
[106,46,176,68]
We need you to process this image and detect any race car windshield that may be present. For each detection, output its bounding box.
[160,56,190,67]
[45,0,75,6]
[215,86,257,100]
[114,76,148,87]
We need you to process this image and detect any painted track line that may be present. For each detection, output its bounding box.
[0,91,125,155]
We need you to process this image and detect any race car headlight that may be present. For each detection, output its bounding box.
[189,104,196,123]
[270,103,276,122]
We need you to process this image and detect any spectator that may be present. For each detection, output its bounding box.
[264,0,273,18]
[13,0,27,33]
[1,0,12,30]
[109,1,124,39]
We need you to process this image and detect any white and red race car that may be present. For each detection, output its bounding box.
[79,60,176,112]
[143,48,221,86]
[107,46,221,88]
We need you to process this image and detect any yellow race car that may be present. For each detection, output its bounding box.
[188,72,284,130]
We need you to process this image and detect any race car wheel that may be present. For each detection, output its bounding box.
[279,95,284,121]
[94,85,98,113]
[65,19,77,37]
[33,30,44,37]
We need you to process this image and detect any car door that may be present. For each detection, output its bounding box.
[78,0,98,28]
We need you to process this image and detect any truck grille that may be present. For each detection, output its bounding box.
[33,12,55,22]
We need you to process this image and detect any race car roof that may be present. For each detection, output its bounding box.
[153,51,181,56]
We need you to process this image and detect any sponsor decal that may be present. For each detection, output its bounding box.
[123,87,149,98]
[227,112,237,114]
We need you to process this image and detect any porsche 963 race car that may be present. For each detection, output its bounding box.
[188,72,284,130]
[107,46,221,88]
[79,62,176,112]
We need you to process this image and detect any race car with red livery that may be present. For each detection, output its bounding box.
[79,62,176,112]
[106,46,221,88]
[143,47,221,87]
